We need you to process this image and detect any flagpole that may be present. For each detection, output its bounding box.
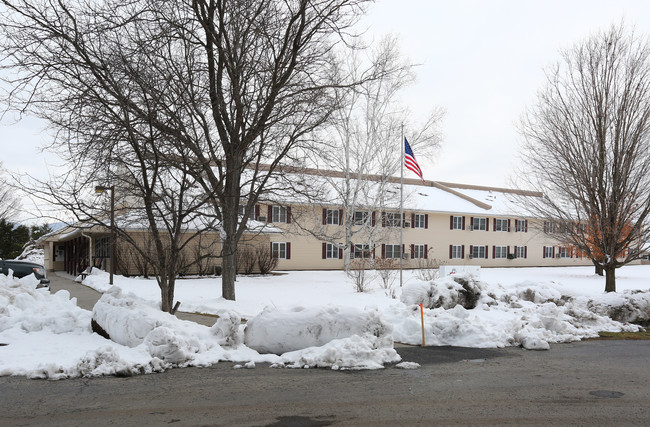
[400,124,404,287]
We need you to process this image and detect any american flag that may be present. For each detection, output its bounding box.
[404,137,424,183]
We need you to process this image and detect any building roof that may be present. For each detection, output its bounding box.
[256,165,541,217]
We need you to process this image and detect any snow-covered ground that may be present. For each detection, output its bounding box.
[1,265,648,379]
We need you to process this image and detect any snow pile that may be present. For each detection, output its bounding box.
[278,333,400,370]
[15,243,45,265]
[2,276,401,379]
[245,306,400,370]
[401,275,484,309]
[391,279,644,350]
[245,306,393,354]
[587,290,650,325]
[92,287,245,363]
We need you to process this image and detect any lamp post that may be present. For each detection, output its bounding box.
[95,185,115,285]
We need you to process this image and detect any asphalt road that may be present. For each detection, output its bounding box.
[1,340,648,426]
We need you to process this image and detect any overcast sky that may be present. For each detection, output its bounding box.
[361,0,650,187]
[3,0,650,199]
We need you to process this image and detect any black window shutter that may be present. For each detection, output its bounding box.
[461,245,464,259]
[339,247,343,259]
[484,245,488,258]
[449,244,452,259]
[492,245,495,259]
[339,209,343,225]
[425,244,428,259]
[286,242,291,260]
[267,206,273,222]
[411,244,414,259]
[322,242,326,259]
[450,215,453,230]
[411,213,415,228]
[322,209,327,225]
[381,244,385,258]
[425,214,429,229]
[286,207,291,223]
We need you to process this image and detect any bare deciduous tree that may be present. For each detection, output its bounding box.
[518,24,650,292]
[1,0,375,303]
[0,163,19,221]
[294,36,443,270]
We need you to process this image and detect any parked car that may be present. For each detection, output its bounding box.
[0,259,50,289]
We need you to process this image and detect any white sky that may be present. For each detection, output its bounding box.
[3,0,650,203]
[361,0,650,187]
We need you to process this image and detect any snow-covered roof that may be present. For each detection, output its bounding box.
[252,165,542,217]
[39,210,281,243]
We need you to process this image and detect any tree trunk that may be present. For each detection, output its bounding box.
[604,266,616,293]
[221,238,237,301]
[160,276,172,312]
[592,260,604,276]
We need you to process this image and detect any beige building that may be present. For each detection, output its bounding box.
[39,168,596,276]
[255,169,593,270]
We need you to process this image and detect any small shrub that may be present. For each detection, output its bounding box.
[374,257,398,298]
[415,256,440,281]
[236,247,257,274]
[347,259,371,293]
[256,245,278,275]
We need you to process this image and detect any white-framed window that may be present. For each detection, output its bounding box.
[558,247,569,258]
[384,244,402,259]
[413,244,426,259]
[494,219,509,232]
[326,209,339,225]
[452,215,464,230]
[472,217,487,231]
[451,245,463,259]
[353,211,369,226]
[325,243,339,259]
[352,244,371,259]
[472,245,486,259]
[238,204,246,216]
[414,214,426,229]
[272,206,287,223]
[384,212,402,227]
[494,245,508,259]
[515,219,527,232]
[516,246,526,258]
[544,246,554,259]
[272,242,288,259]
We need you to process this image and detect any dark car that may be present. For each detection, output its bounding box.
[0,259,50,289]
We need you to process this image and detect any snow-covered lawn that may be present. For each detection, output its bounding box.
[1,265,648,379]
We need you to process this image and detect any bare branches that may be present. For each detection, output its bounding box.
[517,23,650,292]
[0,163,20,221]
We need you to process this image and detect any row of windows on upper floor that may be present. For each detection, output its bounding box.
[244,205,531,233]
[450,216,528,232]
[244,205,430,228]
[543,221,586,234]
